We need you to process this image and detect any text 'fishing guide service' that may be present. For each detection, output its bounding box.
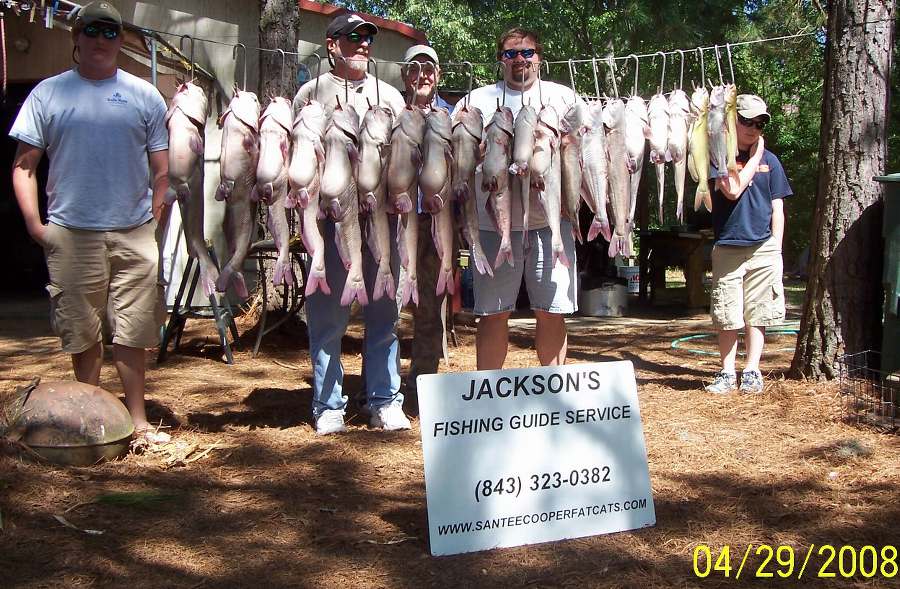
[418,361,656,556]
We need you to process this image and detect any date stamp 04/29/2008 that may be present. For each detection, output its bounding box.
[692,544,898,580]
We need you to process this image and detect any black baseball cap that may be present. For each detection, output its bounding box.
[76,1,122,26]
[325,13,379,40]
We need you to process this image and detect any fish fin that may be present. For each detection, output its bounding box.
[333,223,352,270]
[242,133,257,155]
[197,264,219,298]
[215,180,233,201]
[273,258,294,286]
[493,242,514,269]
[587,218,611,243]
[436,268,455,297]
[687,152,699,182]
[555,246,571,268]
[430,215,444,260]
[305,266,331,296]
[703,192,712,212]
[484,195,502,234]
[189,134,204,156]
[365,217,381,261]
[572,220,584,244]
[347,142,359,165]
[472,247,494,277]
[340,276,368,307]
[607,237,620,259]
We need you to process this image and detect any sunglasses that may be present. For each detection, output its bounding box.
[82,24,121,39]
[501,48,537,60]
[339,31,375,44]
[738,114,767,130]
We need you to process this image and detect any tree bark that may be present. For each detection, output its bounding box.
[791,0,895,379]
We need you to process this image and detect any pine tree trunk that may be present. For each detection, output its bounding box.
[791,0,895,379]
[256,0,300,310]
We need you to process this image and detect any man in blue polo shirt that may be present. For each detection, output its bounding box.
[705,95,793,394]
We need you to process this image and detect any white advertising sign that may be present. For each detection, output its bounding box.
[418,361,656,556]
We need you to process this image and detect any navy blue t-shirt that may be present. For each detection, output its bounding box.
[710,149,792,246]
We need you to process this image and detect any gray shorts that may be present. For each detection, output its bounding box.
[473,222,577,316]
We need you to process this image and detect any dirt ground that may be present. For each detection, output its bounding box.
[1,290,898,588]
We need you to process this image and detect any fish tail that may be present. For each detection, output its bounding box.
[472,247,494,277]
[305,267,331,296]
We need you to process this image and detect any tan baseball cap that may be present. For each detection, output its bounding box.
[76,1,122,26]
[403,44,439,66]
[736,94,771,122]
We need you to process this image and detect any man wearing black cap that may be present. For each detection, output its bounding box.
[10,1,171,445]
[705,94,793,395]
[292,13,408,435]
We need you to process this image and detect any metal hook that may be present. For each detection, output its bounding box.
[233,43,247,91]
[725,43,735,85]
[628,54,639,96]
[656,51,666,95]
[696,47,706,89]
[567,58,577,99]
[606,56,618,98]
[306,53,323,102]
[714,44,724,86]
[496,61,507,107]
[367,58,381,106]
[276,49,286,87]
[676,49,685,90]
[179,35,194,82]
[537,60,549,106]
[463,61,473,107]
[591,58,600,101]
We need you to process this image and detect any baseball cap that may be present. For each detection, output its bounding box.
[403,44,439,66]
[76,1,122,26]
[325,13,379,39]
[736,94,771,122]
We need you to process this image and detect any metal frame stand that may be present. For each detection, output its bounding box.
[247,238,308,357]
[157,248,239,365]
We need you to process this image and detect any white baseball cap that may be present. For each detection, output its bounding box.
[403,44,439,66]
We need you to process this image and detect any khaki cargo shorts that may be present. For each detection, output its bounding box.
[710,237,785,331]
[43,221,165,353]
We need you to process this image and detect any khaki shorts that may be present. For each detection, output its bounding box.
[43,221,165,353]
[710,237,785,330]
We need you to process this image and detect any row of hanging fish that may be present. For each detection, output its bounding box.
[166,80,297,300]
[625,82,740,226]
[164,78,742,304]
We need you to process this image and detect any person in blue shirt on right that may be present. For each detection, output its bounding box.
[705,95,793,394]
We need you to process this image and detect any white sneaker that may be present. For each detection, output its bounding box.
[315,410,347,435]
[370,403,411,431]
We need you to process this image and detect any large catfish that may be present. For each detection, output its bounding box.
[707,85,729,180]
[255,97,294,286]
[451,104,491,276]
[603,99,635,258]
[482,106,515,268]
[560,102,589,242]
[419,107,454,214]
[687,86,711,212]
[165,81,219,296]
[287,100,327,209]
[647,93,669,223]
[216,87,260,298]
[387,106,426,215]
[530,105,567,267]
[624,96,649,212]
[724,84,738,173]
[357,103,393,214]
[357,103,395,300]
[289,100,329,295]
[667,89,692,223]
[578,101,612,243]
[320,101,367,306]
[510,104,538,236]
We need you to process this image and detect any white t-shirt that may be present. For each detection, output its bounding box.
[10,68,168,231]
[292,71,406,122]
[452,80,583,231]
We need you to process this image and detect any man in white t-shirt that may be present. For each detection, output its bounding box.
[451,28,582,370]
[10,1,170,445]
[292,13,410,435]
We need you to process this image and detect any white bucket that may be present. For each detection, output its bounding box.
[578,284,627,317]
[617,266,640,294]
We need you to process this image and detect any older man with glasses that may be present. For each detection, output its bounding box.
[10,1,171,445]
[292,13,410,435]
[451,28,584,371]
[705,95,793,395]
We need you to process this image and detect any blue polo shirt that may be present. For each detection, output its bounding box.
[710,149,792,246]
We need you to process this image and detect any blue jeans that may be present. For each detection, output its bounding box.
[305,218,402,418]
